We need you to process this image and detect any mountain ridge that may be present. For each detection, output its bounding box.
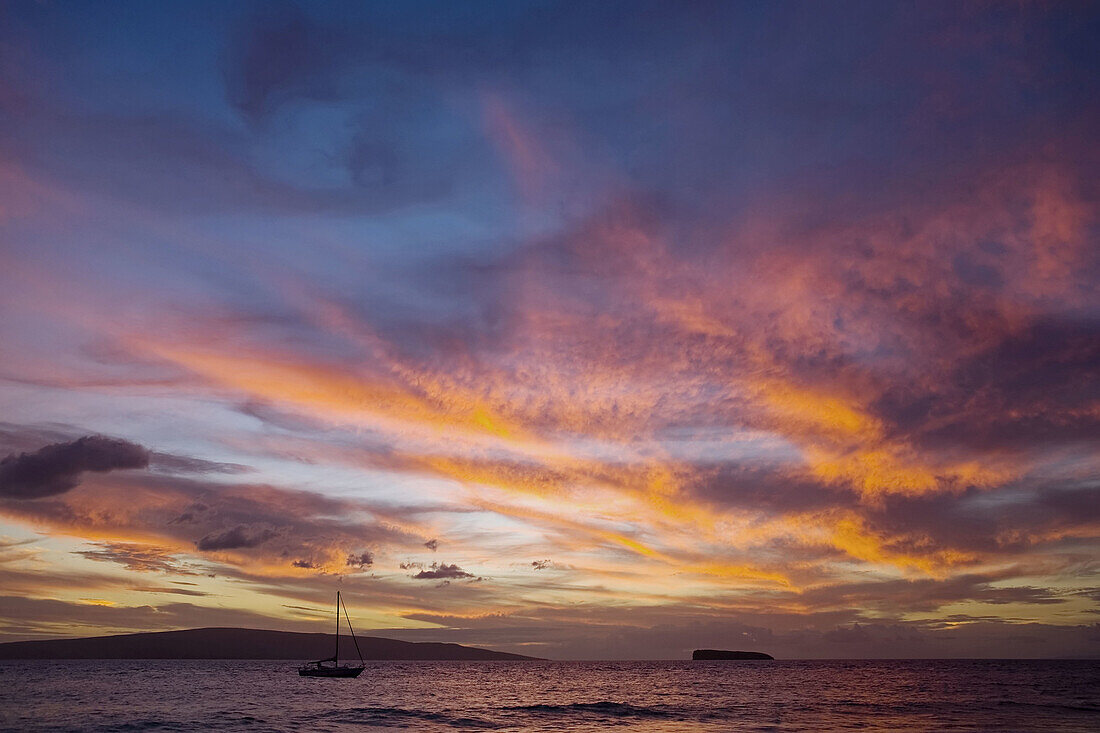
[0,627,540,661]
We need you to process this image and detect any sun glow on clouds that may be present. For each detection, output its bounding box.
[122,157,1093,578]
[0,1,1097,658]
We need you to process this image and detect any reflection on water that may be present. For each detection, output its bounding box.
[1,659,1097,731]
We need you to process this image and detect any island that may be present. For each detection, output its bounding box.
[692,649,774,660]
[0,627,539,661]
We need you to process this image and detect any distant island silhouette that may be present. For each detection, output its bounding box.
[692,649,774,660]
[0,628,539,661]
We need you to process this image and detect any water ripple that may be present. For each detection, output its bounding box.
[1,659,1097,732]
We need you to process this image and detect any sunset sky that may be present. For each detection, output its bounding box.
[1,1,1098,659]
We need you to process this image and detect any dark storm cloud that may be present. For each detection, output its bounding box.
[413,563,473,580]
[0,424,248,491]
[346,551,373,567]
[196,524,277,551]
[0,436,149,499]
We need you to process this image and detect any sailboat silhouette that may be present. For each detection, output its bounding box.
[298,591,365,678]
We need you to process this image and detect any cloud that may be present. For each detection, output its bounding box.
[346,551,373,568]
[0,539,43,570]
[0,595,318,643]
[0,423,78,455]
[860,483,1100,559]
[195,524,277,552]
[0,465,429,582]
[0,71,455,217]
[221,2,529,123]
[0,436,149,499]
[75,542,198,575]
[224,5,348,123]
[886,316,1100,453]
[0,1,1097,657]
[412,563,474,580]
[792,574,1071,614]
[148,453,251,475]
[94,145,1098,594]
[130,586,209,598]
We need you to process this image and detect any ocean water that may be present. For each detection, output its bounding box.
[1,659,1097,732]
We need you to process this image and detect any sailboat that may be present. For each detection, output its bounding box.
[298,591,365,678]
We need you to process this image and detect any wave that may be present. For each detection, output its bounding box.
[311,706,500,729]
[99,716,267,732]
[311,701,679,728]
[503,700,676,718]
[996,700,1100,713]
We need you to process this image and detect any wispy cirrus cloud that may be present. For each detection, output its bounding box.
[75,542,199,575]
[112,146,1098,584]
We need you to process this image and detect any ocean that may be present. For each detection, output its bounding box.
[1,659,1097,731]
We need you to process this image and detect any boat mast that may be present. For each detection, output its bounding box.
[340,592,365,664]
[335,590,340,665]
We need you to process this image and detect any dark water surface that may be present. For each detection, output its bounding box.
[1,659,1097,731]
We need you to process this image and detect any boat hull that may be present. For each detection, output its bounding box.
[299,665,364,678]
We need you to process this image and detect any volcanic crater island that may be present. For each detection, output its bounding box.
[692,649,774,660]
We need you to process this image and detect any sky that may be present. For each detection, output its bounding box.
[0,0,1098,660]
